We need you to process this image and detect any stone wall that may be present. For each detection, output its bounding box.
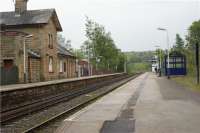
[28,57,41,83]
[0,35,16,60]
[58,56,77,79]
[40,19,60,81]
[1,73,126,113]
[0,34,28,84]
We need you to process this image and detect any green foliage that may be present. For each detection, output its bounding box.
[57,33,73,52]
[126,51,154,63]
[127,62,151,74]
[171,20,200,77]
[172,21,200,89]
[155,49,165,61]
[125,51,154,74]
[189,20,200,42]
[185,20,200,50]
[172,34,184,54]
[185,20,200,76]
[73,49,86,59]
[81,17,125,72]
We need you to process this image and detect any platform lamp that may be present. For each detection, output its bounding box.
[23,34,33,83]
[157,28,170,79]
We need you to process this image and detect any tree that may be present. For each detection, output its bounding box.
[184,20,200,76]
[186,20,200,50]
[125,51,154,73]
[173,34,184,53]
[57,33,73,52]
[81,17,125,72]
[57,33,65,46]
[73,49,85,59]
[65,39,73,52]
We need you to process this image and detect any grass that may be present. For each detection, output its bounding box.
[127,62,150,74]
[172,75,200,93]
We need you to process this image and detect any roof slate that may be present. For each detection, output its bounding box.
[28,49,41,58]
[58,45,75,57]
[0,9,62,31]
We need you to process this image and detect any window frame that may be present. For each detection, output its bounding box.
[59,60,64,73]
[48,33,53,49]
[48,56,53,73]
[64,62,67,72]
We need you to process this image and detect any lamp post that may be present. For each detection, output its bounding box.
[23,34,33,83]
[158,28,170,79]
[155,45,162,77]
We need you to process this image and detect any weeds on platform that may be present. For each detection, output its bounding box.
[172,76,200,93]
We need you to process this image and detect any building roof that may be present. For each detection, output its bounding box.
[0,9,62,31]
[78,59,89,65]
[28,49,41,58]
[80,59,89,63]
[58,45,75,58]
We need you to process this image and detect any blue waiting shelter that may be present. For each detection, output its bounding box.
[164,53,187,76]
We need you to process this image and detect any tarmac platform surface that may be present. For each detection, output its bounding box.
[55,72,200,133]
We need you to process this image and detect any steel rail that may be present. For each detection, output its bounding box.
[0,75,130,124]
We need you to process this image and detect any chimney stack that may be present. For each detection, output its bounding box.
[15,0,28,14]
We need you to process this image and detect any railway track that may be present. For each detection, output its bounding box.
[1,74,139,133]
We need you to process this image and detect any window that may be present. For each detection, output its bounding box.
[59,60,63,73]
[176,63,183,68]
[176,58,182,62]
[64,62,66,72]
[49,56,53,72]
[4,59,14,69]
[48,34,53,49]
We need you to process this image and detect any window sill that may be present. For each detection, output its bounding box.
[49,71,54,73]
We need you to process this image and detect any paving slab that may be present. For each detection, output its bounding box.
[135,73,200,133]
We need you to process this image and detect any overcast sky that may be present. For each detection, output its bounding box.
[1,0,200,51]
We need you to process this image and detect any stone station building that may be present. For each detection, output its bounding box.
[0,0,76,85]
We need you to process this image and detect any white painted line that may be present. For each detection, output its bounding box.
[64,101,95,121]
[64,76,139,122]
[85,94,93,97]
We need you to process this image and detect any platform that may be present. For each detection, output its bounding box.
[55,72,200,133]
[55,73,145,133]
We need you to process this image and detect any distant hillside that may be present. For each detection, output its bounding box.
[125,51,154,73]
